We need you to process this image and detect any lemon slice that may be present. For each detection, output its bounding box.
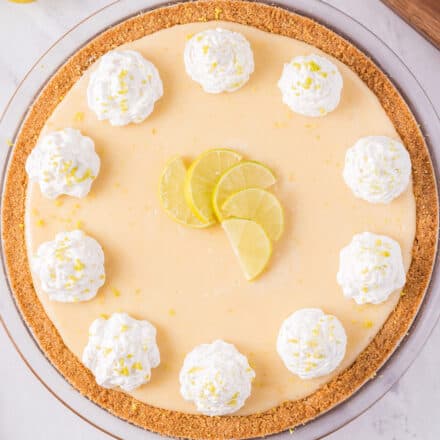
[222,188,284,241]
[213,161,276,221]
[159,156,211,228]
[222,218,272,280]
[185,149,242,223]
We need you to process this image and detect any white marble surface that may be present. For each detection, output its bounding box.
[0,1,439,439]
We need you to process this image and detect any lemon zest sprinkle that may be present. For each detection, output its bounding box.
[73,111,84,122]
[302,77,313,89]
[307,60,321,71]
[227,391,239,406]
[119,367,129,376]
[363,320,374,329]
[132,362,143,371]
[73,259,85,271]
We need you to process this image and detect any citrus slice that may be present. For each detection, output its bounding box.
[159,156,211,228]
[222,188,284,241]
[222,218,272,281]
[212,161,276,221]
[185,149,242,223]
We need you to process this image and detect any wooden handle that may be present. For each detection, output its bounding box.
[381,0,440,48]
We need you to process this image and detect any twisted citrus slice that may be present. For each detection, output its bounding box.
[159,156,211,228]
[222,218,272,280]
[184,149,242,223]
[222,188,284,241]
[212,161,276,221]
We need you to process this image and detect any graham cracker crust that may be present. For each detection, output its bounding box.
[2,1,438,438]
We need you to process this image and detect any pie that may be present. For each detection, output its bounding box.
[2,1,437,439]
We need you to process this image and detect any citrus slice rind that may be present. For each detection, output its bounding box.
[159,156,212,228]
[212,161,276,221]
[184,149,242,223]
[222,188,284,241]
[222,218,272,281]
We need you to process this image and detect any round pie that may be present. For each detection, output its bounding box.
[2,1,437,439]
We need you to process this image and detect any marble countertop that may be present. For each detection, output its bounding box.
[0,1,439,439]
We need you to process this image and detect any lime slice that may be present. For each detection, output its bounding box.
[159,156,212,228]
[212,161,276,221]
[222,218,272,281]
[222,188,284,241]
[185,149,242,223]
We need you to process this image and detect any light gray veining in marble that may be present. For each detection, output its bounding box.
[0,1,439,439]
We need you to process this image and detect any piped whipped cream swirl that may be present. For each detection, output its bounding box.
[179,339,255,416]
[87,50,163,126]
[32,230,105,302]
[25,128,100,199]
[277,308,347,379]
[337,232,406,304]
[278,54,343,117]
[343,136,411,204]
[184,28,254,93]
[82,313,160,391]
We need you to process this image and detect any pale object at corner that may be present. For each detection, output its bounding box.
[0,0,439,439]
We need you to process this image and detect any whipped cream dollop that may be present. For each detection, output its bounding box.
[184,28,254,94]
[25,128,100,199]
[87,50,163,126]
[337,232,406,305]
[82,313,160,392]
[277,308,347,379]
[32,230,105,302]
[343,136,412,204]
[179,339,255,416]
[278,54,343,117]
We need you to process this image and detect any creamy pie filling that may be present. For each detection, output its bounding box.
[25,22,415,415]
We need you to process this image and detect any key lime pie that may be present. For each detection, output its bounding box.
[2,1,437,438]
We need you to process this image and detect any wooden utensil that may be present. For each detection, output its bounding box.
[381,0,440,49]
